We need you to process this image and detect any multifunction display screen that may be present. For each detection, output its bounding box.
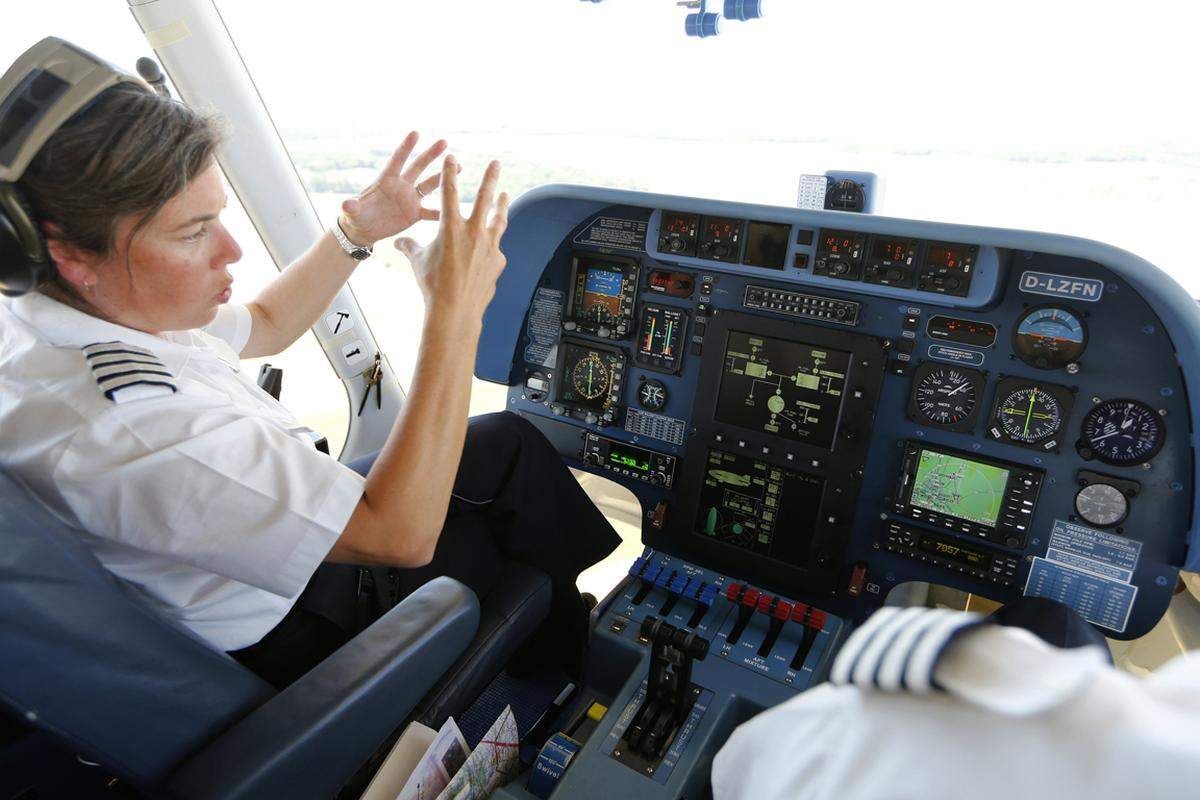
[694,449,824,567]
[578,268,623,325]
[714,331,850,449]
[908,449,1010,528]
[636,304,688,373]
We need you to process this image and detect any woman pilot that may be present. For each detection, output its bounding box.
[0,39,619,688]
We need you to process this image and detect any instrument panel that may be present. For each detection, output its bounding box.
[483,188,1198,640]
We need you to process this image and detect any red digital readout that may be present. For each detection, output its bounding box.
[706,221,736,239]
[665,216,693,235]
[878,240,907,261]
[823,233,854,254]
[927,244,969,270]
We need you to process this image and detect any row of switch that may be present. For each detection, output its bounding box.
[628,556,718,628]
[723,582,825,669]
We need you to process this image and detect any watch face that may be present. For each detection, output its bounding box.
[350,247,371,261]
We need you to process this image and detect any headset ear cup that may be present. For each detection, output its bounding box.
[0,182,52,296]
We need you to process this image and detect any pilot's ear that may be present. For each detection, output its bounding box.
[42,222,102,292]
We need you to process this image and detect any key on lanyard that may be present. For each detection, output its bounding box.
[356,353,383,416]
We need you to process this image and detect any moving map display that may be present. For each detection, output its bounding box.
[714,331,849,449]
[694,449,823,567]
[909,449,1010,527]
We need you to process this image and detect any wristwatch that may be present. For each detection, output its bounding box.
[331,218,373,261]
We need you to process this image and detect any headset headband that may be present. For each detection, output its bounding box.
[0,37,144,184]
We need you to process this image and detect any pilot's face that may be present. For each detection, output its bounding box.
[91,162,243,334]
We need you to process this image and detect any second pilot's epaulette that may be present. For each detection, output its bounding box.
[82,341,177,403]
[828,607,986,694]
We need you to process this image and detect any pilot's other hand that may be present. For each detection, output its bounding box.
[395,156,508,323]
[338,131,453,246]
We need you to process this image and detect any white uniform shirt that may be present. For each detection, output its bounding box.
[0,292,364,651]
[712,607,1200,800]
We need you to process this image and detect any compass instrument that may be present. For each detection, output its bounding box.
[637,378,668,412]
[1078,398,1165,466]
[907,362,985,432]
[1014,305,1088,369]
[988,378,1074,451]
[551,338,626,425]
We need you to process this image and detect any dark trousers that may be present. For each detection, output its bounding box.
[232,412,621,689]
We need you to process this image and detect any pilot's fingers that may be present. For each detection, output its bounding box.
[383,131,419,179]
[490,191,510,243]
[394,236,423,261]
[403,138,447,184]
[419,207,440,222]
[470,160,502,227]
[416,173,441,200]
[441,156,460,219]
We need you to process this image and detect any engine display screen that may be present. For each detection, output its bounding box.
[695,449,824,566]
[714,331,850,449]
[636,304,688,373]
[908,449,1010,528]
[742,221,791,270]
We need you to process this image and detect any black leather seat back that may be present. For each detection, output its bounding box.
[0,470,274,786]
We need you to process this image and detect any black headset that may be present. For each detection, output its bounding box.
[0,37,146,297]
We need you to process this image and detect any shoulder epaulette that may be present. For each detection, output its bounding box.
[829,607,986,694]
[82,341,177,402]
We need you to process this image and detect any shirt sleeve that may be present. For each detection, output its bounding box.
[52,393,363,599]
[201,302,253,356]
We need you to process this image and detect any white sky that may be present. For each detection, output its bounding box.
[2,1,1197,149]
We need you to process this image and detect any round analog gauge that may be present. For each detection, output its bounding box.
[570,352,612,400]
[996,385,1064,444]
[913,365,980,427]
[1014,306,1087,369]
[1074,483,1129,527]
[637,379,668,411]
[1078,399,1165,466]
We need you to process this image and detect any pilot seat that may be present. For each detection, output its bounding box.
[0,469,554,799]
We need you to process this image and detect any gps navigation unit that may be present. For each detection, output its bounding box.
[894,442,1044,549]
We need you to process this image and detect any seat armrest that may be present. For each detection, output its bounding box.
[167,576,480,800]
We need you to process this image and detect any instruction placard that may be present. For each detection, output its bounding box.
[524,288,563,367]
[1023,519,1141,633]
[572,216,647,252]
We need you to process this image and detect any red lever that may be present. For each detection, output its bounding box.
[725,582,742,602]
[773,599,793,621]
[756,594,773,615]
[741,588,761,608]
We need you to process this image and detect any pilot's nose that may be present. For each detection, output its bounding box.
[215,221,243,266]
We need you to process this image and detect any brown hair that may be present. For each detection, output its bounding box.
[17,81,222,302]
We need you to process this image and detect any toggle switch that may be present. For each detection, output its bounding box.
[632,560,663,605]
[757,597,792,658]
[658,571,687,616]
[789,604,825,671]
[726,587,759,646]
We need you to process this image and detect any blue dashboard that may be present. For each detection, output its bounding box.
[479,185,1200,798]
[479,185,1198,643]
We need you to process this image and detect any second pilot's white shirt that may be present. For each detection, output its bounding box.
[0,292,364,651]
[712,607,1200,800]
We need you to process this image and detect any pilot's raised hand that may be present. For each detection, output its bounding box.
[395,156,508,322]
[337,131,453,246]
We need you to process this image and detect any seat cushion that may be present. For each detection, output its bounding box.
[410,561,552,728]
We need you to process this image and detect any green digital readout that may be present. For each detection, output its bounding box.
[608,443,651,473]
